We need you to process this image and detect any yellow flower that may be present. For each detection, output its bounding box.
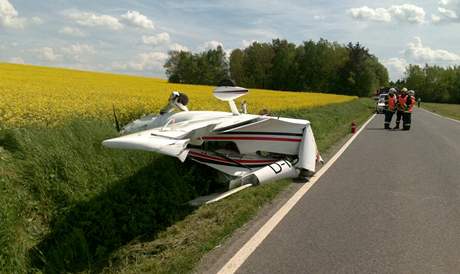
[0,63,356,127]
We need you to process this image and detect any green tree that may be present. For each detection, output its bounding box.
[164,46,228,85]
[242,42,275,88]
[229,49,246,86]
[270,39,297,90]
[165,38,389,97]
[337,43,383,96]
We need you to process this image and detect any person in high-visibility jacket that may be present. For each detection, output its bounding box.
[393,87,408,129]
[384,88,397,129]
[403,90,416,130]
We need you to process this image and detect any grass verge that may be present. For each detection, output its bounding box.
[422,102,460,121]
[0,98,374,273]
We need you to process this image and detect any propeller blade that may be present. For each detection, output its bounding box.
[112,104,121,132]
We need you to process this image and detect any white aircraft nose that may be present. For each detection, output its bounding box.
[101,134,189,161]
[101,138,118,148]
[102,135,147,150]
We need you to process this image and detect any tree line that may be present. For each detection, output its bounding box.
[164,39,389,97]
[395,65,460,104]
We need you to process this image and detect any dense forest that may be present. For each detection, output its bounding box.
[396,65,460,104]
[164,39,389,97]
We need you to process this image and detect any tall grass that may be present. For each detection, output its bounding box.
[0,119,220,273]
[422,102,460,121]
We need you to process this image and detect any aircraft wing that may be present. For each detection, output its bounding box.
[102,130,190,162]
[102,118,221,161]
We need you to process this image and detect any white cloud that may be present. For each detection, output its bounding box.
[30,16,43,25]
[404,36,460,62]
[0,0,26,29]
[66,10,123,30]
[224,48,233,58]
[432,0,460,23]
[313,15,325,20]
[388,4,426,24]
[61,43,96,62]
[384,37,460,80]
[431,14,442,22]
[31,16,43,24]
[242,39,258,48]
[438,7,458,19]
[128,51,168,71]
[8,56,24,64]
[347,6,391,22]
[382,57,408,80]
[59,26,86,37]
[347,4,426,24]
[33,44,96,63]
[142,32,170,45]
[201,40,224,50]
[169,43,189,52]
[120,10,154,29]
[35,47,61,62]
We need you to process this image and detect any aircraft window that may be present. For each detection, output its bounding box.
[203,141,239,153]
[256,151,288,159]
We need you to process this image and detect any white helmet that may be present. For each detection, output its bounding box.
[389,88,396,93]
[409,90,415,95]
[401,87,408,93]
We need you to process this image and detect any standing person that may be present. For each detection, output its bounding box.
[384,88,397,129]
[393,87,408,129]
[403,90,416,130]
[417,97,421,108]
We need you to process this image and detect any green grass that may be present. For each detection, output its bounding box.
[0,98,374,274]
[422,102,460,121]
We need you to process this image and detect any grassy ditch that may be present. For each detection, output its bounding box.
[422,102,460,121]
[0,98,373,273]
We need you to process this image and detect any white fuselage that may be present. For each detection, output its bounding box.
[107,110,317,178]
[103,86,321,195]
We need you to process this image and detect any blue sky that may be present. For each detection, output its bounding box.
[1,0,460,80]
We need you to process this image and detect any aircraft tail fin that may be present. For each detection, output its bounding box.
[213,81,248,115]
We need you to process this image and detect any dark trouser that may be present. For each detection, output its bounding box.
[384,110,395,129]
[394,110,403,128]
[403,112,412,130]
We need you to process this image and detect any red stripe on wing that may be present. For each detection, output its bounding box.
[202,136,302,142]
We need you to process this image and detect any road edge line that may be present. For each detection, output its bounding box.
[217,113,377,274]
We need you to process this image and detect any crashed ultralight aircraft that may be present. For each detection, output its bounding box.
[102,82,322,204]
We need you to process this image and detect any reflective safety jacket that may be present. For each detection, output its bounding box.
[407,95,416,112]
[387,94,397,112]
[398,94,408,112]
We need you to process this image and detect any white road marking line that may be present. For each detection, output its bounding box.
[420,108,460,124]
[217,114,377,274]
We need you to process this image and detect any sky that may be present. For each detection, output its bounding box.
[1,0,460,81]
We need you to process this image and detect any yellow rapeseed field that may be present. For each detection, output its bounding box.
[0,63,356,127]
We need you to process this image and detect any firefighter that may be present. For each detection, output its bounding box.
[393,87,408,129]
[384,88,397,129]
[403,90,416,130]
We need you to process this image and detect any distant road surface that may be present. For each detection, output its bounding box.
[231,108,460,273]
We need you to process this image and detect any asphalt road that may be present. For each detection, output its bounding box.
[234,108,460,273]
